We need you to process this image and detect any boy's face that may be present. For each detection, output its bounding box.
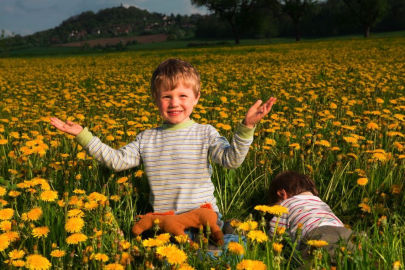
[156,83,200,124]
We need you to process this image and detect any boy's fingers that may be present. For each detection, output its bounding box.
[250,100,263,111]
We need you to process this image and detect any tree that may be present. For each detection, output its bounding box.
[191,0,259,44]
[280,0,317,41]
[343,0,388,37]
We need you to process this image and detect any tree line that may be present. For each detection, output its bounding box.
[1,0,404,50]
[193,0,405,43]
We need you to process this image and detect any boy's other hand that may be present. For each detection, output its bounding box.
[243,97,276,128]
[50,117,83,136]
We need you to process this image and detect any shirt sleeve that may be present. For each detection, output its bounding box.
[75,127,142,172]
[207,122,254,169]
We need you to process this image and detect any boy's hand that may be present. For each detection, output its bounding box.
[243,97,276,128]
[50,117,83,136]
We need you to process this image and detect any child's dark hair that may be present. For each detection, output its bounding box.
[268,171,318,205]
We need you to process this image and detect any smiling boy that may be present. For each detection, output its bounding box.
[51,58,276,215]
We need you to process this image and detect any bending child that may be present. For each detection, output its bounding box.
[50,58,276,233]
[268,171,353,260]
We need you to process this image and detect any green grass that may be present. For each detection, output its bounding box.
[2,30,404,58]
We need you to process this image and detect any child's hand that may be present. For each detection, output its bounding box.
[50,117,83,136]
[243,97,276,128]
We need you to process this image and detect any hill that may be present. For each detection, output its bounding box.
[0,5,205,50]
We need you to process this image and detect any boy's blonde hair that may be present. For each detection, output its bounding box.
[151,58,200,100]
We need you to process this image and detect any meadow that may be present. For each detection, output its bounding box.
[0,36,404,269]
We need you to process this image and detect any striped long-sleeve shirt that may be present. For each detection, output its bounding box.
[76,119,254,213]
[269,194,344,240]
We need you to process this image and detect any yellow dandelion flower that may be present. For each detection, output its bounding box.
[135,170,144,177]
[175,234,189,244]
[343,136,358,144]
[77,152,86,159]
[267,205,289,216]
[67,209,84,218]
[358,203,371,213]
[393,261,401,270]
[315,140,331,147]
[105,263,125,270]
[73,189,86,194]
[12,259,26,267]
[264,138,276,146]
[27,207,43,221]
[367,122,379,130]
[0,186,6,196]
[276,226,286,235]
[178,264,195,270]
[0,220,12,232]
[307,240,328,248]
[40,190,58,202]
[142,238,161,248]
[3,231,19,242]
[9,249,25,259]
[50,249,66,258]
[66,233,87,244]
[65,217,85,233]
[371,152,388,162]
[247,230,268,243]
[88,192,107,203]
[376,98,384,104]
[289,143,300,150]
[0,208,14,220]
[0,233,10,251]
[237,220,258,232]
[119,240,131,250]
[25,254,52,270]
[156,244,187,265]
[357,178,368,186]
[116,177,128,184]
[106,135,115,141]
[228,242,244,255]
[8,190,21,197]
[0,139,8,145]
[273,242,283,254]
[32,226,50,238]
[236,259,267,270]
[92,253,109,262]
[84,200,98,210]
[156,233,171,243]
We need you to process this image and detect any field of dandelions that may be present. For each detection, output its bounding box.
[0,36,404,269]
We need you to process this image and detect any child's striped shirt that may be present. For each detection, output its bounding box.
[76,120,254,214]
[269,194,343,240]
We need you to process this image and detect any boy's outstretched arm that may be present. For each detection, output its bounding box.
[243,97,277,128]
[50,117,83,136]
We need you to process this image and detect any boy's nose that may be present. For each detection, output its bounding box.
[169,97,179,107]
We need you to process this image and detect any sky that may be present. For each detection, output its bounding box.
[0,0,209,36]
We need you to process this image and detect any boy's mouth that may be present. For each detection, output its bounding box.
[167,110,183,116]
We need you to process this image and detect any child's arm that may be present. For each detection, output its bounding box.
[50,117,141,172]
[208,97,276,168]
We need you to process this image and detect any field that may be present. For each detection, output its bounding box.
[0,36,404,269]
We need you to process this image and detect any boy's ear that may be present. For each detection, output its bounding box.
[276,189,288,201]
[193,92,200,106]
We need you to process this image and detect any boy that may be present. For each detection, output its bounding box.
[51,58,276,216]
[268,171,353,259]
